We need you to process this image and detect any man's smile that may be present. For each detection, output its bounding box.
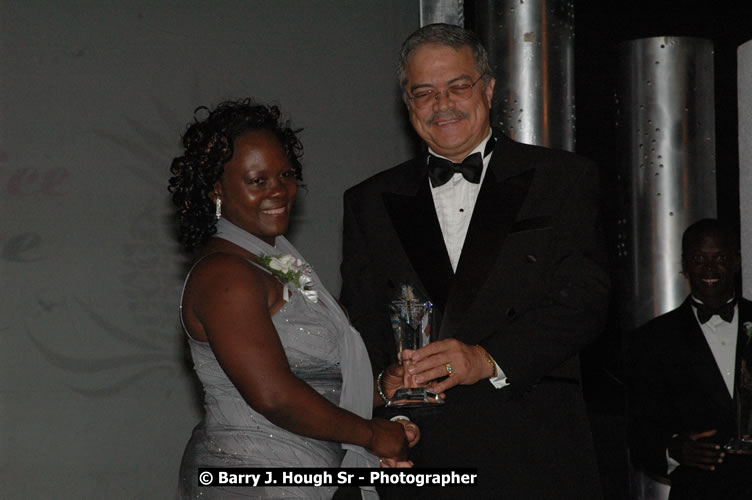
[429,111,466,127]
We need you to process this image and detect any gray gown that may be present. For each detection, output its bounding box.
[178,278,346,499]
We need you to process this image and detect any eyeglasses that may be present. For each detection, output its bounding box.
[407,74,486,109]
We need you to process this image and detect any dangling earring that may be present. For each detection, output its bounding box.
[215,198,222,220]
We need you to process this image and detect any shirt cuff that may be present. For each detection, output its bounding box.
[666,446,679,474]
[489,362,509,389]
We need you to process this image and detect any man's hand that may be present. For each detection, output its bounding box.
[391,416,421,448]
[668,429,725,471]
[379,457,414,468]
[401,339,494,394]
[378,418,419,468]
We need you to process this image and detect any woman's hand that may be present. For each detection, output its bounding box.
[365,418,409,461]
[377,417,420,468]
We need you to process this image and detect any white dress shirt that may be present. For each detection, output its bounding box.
[428,130,508,389]
[428,131,492,272]
[692,297,738,397]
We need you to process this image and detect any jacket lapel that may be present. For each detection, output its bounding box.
[382,159,453,314]
[440,135,536,340]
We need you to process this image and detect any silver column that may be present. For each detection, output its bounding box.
[419,0,464,27]
[615,37,717,500]
[615,37,716,333]
[471,0,575,151]
[738,40,752,298]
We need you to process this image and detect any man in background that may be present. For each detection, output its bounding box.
[628,218,752,499]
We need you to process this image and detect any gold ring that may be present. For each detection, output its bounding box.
[445,363,454,375]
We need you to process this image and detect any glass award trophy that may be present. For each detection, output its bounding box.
[386,285,444,408]
[726,347,752,451]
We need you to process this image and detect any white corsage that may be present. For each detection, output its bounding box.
[744,321,752,345]
[257,253,318,303]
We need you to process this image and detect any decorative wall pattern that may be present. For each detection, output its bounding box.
[0,2,417,497]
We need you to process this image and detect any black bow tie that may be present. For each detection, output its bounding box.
[691,298,736,324]
[428,152,483,187]
[426,134,496,188]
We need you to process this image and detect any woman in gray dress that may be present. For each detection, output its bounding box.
[169,99,419,499]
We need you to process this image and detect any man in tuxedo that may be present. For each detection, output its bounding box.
[628,219,752,499]
[340,23,609,499]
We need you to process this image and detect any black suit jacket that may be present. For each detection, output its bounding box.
[627,297,752,499]
[340,132,610,499]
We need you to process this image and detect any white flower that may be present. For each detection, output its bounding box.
[257,253,317,303]
[269,255,297,274]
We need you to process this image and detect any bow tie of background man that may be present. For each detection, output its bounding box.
[691,297,737,324]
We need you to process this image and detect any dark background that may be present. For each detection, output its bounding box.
[573,0,752,420]
[576,3,750,497]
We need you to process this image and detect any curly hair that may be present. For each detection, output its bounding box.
[168,98,303,250]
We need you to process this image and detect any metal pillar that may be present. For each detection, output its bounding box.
[470,0,575,151]
[615,37,717,333]
[738,40,752,298]
[615,37,717,500]
[419,0,464,27]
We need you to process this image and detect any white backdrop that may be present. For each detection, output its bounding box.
[0,1,418,497]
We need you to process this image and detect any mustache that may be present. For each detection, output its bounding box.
[426,111,468,125]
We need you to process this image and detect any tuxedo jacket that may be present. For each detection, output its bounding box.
[627,297,752,498]
[340,132,610,499]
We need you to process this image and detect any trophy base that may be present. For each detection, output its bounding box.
[724,438,752,451]
[386,388,444,408]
